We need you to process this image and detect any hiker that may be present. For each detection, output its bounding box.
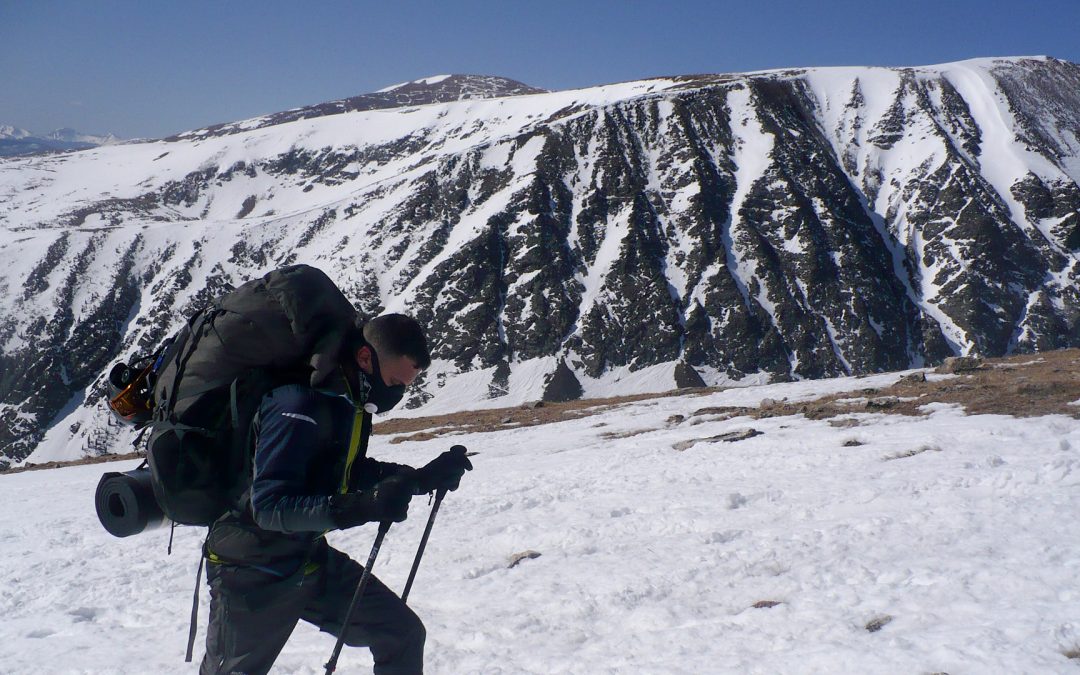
[199,313,472,675]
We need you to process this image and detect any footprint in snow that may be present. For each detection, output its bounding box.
[68,607,98,622]
[706,530,745,545]
[463,563,504,580]
[27,629,54,638]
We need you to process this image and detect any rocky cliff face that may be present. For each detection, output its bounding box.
[1,61,1078,465]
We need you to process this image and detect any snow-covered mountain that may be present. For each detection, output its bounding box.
[1,59,1079,465]
[44,128,123,146]
[0,125,122,157]
[0,125,34,140]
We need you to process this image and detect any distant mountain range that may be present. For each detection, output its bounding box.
[0,60,1078,466]
[0,125,122,157]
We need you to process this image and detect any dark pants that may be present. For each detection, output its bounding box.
[200,545,425,675]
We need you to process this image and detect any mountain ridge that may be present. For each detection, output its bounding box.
[167,74,547,141]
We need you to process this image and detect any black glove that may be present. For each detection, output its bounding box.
[329,474,416,529]
[413,445,473,494]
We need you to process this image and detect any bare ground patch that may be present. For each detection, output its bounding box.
[882,445,942,462]
[386,349,1080,446]
[1,451,144,475]
[752,600,783,609]
[696,349,1080,424]
[379,388,716,444]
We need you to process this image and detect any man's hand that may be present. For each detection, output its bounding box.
[414,445,473,494]
[329,475,416,529]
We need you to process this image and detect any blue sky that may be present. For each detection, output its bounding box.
[2,0,1078,139]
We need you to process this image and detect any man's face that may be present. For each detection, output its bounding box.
[355,346,422,387]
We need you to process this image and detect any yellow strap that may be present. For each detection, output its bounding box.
[340,406,366,494]
[208,546,321,575]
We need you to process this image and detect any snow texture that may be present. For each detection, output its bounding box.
[2,373,1079,673]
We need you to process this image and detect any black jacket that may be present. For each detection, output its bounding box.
[206,368,408,577]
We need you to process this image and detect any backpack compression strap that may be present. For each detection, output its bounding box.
[340,406,369,494]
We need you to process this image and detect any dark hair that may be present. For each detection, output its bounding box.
[353,314,431,370]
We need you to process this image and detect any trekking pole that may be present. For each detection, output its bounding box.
[401,488,447,604]
[324,520,392,675]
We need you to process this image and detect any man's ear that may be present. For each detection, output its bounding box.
[355,345,373,375]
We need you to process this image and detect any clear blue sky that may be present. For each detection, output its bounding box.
[2,0,1078,139]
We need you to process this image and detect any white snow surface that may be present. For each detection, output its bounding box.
[376,75,454,93]
[2,373,1079,673]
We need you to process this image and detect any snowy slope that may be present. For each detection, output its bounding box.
[1,58,1079,465]
[1,371,1079,673]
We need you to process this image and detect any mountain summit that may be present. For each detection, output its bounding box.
[0,125,34,140]
[1,56,1078,465]
[373,73,546,99]
[173,74,546,140]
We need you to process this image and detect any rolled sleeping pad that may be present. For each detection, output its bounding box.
[95,466,168,537]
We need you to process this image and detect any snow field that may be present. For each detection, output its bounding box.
[2,373,1079,673]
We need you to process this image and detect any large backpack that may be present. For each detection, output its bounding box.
[143,264,358,525]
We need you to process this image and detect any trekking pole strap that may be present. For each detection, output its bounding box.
[324,521,391,674]
[185,553,206,663]
[401,489,447,604]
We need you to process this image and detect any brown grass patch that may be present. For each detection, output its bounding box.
[380,388,717,445]
[727,348,1080,423]
[599,428,656,441]
[1,451,144,475]
[672,428,763,451]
